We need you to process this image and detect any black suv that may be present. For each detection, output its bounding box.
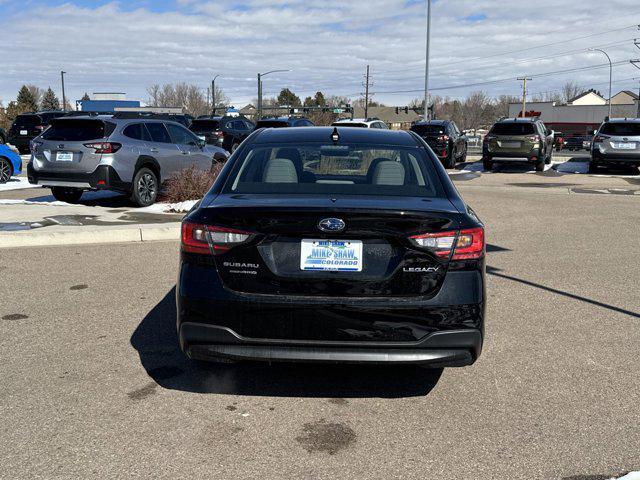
[410,120,467,169]
[189,116,255,153]
[0,127,6,145]
[8,111,66,153]
[255,116,315,128]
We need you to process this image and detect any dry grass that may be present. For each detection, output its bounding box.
[159,163,223,203]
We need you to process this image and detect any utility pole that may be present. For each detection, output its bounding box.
[517,76,532,118]
[423,0,431,121]
[211,74,220,116]
[632,39,640,117]
[363,65,371,119]
[60,71,67,111]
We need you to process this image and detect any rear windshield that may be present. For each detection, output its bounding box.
[223,143,443,198]
[490,123,535,135]
[600,122,640,136]
[332,122,367,128]
[190,120,220,132]
[410,124,446,136]
[14,114,41,126]
[256,120,289,128]
[42,119,114,141]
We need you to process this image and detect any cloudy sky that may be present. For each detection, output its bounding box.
[1,0,640,107]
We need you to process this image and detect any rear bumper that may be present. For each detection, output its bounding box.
[8,135,33,150]
[183,324,480,366]
[177,264,485,366]
[27,163,131,191]
[592,150,640,164]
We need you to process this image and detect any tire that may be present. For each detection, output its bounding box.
[131,167,159,207]
[482,157,493,171]
[534,157,545,172]
[0,158,13,184]
[545,148,552,165]
[51,186,83,203]
[460,145,467,163]
[231,142,240,153]
[588,162,599,174]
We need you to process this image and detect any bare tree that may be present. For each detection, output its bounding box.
[146,82,212,117]
[561,81,582,103]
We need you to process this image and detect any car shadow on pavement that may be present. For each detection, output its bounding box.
[130,287,444,398]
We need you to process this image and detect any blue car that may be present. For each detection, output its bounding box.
[0,144,22,184]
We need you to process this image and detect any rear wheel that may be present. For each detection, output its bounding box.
[588,161,600,174]
[0,158,12,184]
[545,148,553,164]
[460,145,467,163]
[534,157,545,172]
[51,187,83,203]
[482,157,493,171]
[131,167,158,207]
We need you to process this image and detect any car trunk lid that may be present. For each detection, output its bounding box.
[193,194,462,297]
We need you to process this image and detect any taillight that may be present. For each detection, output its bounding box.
[483,135,493,144]
[409,227,484,260]
[526,135,540,143]
[35,125,46,131]
[214,131,224,137]
[181,221,252,255]
[593,134,609,143]
[437,135,449,142]
[84,142,122,154]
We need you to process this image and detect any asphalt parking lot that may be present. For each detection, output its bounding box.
[1,163,638,479]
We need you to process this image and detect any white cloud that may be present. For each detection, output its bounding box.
[1,0,639,107]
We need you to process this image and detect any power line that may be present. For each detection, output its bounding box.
[365,60,631,96]
[374,23,639,76]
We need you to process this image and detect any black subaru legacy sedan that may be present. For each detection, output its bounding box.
[177,126,485,367]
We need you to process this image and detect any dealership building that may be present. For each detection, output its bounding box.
[508,90,639,137]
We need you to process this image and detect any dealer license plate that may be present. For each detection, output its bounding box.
[300,239,363,272]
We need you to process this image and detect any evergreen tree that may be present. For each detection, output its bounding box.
[303,96,314,107]
[16,85,38,112]
[277,88,301,107]
[41,87,60,111]
[313,91,326,106]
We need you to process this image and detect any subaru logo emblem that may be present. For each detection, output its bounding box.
[318,218,345,232]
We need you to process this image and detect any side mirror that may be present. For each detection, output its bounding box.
[213,151,228,164]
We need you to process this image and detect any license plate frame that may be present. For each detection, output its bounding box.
[56,151,74,162]
[300,239,363,272]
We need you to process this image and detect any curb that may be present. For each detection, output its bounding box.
[0,223,181,249]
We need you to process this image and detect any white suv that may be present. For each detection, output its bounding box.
[332,118,389,129]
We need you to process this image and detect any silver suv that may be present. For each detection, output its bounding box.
[28,115,228,206]
[590,118,640,173]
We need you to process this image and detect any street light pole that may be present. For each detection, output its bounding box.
[61,71,67,111]
[590,48,612,118]
[423,0,431,121]
[211,74,220,115]
[256,69,290,120]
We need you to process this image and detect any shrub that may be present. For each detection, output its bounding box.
[159,163,223,203]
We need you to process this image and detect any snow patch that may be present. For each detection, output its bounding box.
[613,472,640,480]
[138,200,198,214]
[0,177,39,192]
